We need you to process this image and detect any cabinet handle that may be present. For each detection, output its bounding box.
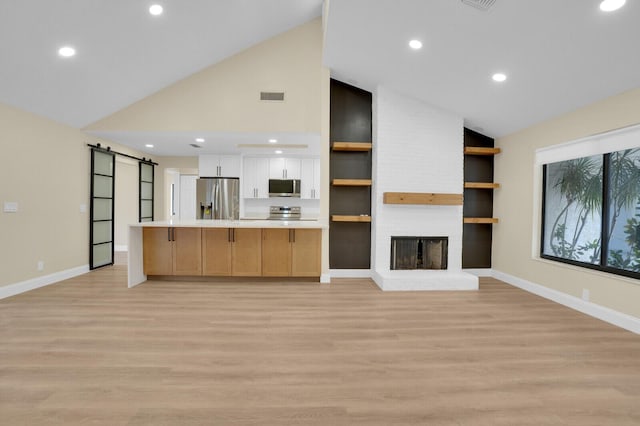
[168,228,171,241]
[232,228,235,242]
[290,229,295,243]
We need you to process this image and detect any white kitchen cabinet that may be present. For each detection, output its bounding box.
[242,157,270,199]
[269,158,301,180]
[199,155,241,178]
[301,158,321,199]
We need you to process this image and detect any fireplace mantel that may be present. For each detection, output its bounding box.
[383,192,463,205]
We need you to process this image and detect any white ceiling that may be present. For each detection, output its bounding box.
[88,130,321,157]
[324,0,640,138]
[0,0,322,128]
[2,0,640,155]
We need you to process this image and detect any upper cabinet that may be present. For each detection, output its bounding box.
[269,158,301,179]
[199,155,241,178]
[242,156,321,200]
[301,158,321,199]
[243,157,270,199]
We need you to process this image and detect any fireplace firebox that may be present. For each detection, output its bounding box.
[390,237,448,270]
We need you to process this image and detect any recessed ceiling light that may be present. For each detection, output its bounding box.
[492,73,507,82]
[268,139,277,143]
[409,39,423,50]
[58,46,76,57]
[149,4,164,15]
[600,0,626,11]
[195,138,205,143]
[275,150,283,154]
[145,144,154,148]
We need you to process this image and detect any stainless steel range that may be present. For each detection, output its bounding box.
[268,206,301,220]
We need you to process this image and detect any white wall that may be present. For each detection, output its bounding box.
[114,156,139,250]
[371,86,470,289]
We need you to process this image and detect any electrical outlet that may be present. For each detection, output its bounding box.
[80,204,87,213]
[37,261,44,271]
[3,201,18,213]
[582,288,590,302]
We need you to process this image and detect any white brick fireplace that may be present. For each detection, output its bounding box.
[371,86,478,291]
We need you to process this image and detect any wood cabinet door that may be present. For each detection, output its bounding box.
[261,228,292,276]
[219,155,241,178]
[231,228,262,276]
[202,228,232,276]
[269,158,286,179]
[284,158,301,179]
[254,158,270,198]
[291,229,321,277]
[300,158,321,199]
[172,227,202,275]
[199,155,220,177]
[143,227,173,275]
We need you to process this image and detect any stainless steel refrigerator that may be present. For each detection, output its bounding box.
[196,178,239,220]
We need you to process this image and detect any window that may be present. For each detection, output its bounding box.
[542,148,640,279]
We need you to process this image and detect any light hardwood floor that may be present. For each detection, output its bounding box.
[2,266,640,425]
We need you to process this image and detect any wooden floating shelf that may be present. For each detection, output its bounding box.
[332,179,372,186]
[332,142,372,152]
[383,192,463,206]
[464,182,501,189]
[331,215,372,223]
[464,147,501,156]
[464,217,499,224]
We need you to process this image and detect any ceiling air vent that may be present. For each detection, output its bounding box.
[189,143,202,148]
[260,91,285,101]
[461,0,496,11]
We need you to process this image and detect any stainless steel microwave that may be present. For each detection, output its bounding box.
[268,179,301,197]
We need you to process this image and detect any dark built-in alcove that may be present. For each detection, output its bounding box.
[329,79,372,269]
[463,128,496,268]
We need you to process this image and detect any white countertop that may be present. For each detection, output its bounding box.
[130,219,328,229]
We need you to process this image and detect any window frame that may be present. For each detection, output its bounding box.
[540,151,640,280]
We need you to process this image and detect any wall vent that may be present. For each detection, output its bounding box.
[260,91,285,101]
[461,0,496,11]
[189,143,202,148]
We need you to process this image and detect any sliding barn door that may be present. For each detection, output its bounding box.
[90,148,115,269]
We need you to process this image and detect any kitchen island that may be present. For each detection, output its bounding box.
[128,219,328,287]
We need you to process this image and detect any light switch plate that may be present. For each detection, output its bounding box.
[3,201,18,213]
[80,204,87,213]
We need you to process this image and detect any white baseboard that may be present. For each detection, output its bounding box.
[330,269,372,278]
[320,273,331,284]
[493,270,640,335]
[0,265,90,300]
[463,268,493,277]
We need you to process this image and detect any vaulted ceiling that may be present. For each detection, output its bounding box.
[1,0,639,154]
